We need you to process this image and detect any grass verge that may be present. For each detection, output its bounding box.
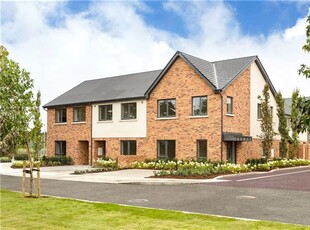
[1,190,309,230]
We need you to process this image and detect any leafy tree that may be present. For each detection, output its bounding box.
[290,89,300,158]
[0,45,42,196]
[258,84,276,159]
[275,92,289,158]
[298,15,310,79]
[0,45,34,156]
[296,14,310,133]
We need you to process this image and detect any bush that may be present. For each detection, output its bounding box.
[14,154,29,161]
[151,158,310,177]
[93,159,117,170]
[11,161,40,168]
[41,155,73,166]
[0,157,11,163]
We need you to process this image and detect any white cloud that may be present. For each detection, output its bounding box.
[1,1,309,127]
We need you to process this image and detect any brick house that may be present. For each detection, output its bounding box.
[43,51,281,166]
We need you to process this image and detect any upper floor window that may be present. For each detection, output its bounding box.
[121,140,136,155]
[73,107,86,122]
[192,96,208,116]
[226,96,233,114]
[257,103,273,120]
[99,104,112,121]
[55,141,66,156]
[197,139,207,161]
[257,103,262,119]
[158,99,176,118]
[55,108,67,123]
[121,102,136,120]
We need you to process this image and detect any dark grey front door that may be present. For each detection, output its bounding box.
[227,141,236,164]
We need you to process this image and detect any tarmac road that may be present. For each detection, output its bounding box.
[1,167,310,226]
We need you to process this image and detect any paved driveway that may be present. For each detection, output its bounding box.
[1,165,310,226]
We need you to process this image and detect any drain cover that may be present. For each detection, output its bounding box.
[236,195,256,199]
[127,199,149,203]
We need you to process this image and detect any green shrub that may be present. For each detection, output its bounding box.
[93,159,117,170]
[0,157,11,162]
[41,155,73,166]
[14,154,29,161]
[11,161,40,168]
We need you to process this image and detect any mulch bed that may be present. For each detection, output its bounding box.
[148,174,228,179]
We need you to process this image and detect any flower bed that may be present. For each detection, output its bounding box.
[73,159,118,174]
[11,156,73,168]
[130,158,310,178]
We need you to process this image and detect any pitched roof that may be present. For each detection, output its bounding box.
[284,97,310,115]
[181,52,256,89]
[43,70,161,108]
[44,51,276,108]
[146,51,276,97]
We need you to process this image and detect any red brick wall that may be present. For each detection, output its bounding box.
[146,57,222,161]
[46,106,91,165]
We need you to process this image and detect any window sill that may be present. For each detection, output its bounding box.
[226,114,235,117]
[71,121,86,124]
[119,119,137,122]
[54,122,67,125]
[189,115,208,119]
[156,117,177,120]
[97,120,113,123]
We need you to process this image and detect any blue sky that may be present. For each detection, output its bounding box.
[64,1,310,37]
[1,1,309,125]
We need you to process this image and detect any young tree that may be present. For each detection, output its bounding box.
[258,84,276,159]
[275,92,289,158]
[31,91,43,158]
[290,89,300,158]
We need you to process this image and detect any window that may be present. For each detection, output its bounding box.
[197,140,207,161]
[158,99,176,118]
[257,103,262,119]
[99,104,112,121]
[55,141,66,155]
[73,107,86,122]
[121,140,136,155]
[192,96,208,116]
[226,96,233,114]
[258,104,273,120]
[121,103,137,120]
[55,108,67,123]
[157,140,176,160]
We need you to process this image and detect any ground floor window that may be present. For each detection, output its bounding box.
[157,140,176,160]
[121,140,136,155]
[55,141,66,156]
[197,139,207,161]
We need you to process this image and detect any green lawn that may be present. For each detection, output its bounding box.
[1,190,309,230]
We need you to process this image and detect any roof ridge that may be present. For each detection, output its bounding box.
[212,55,257,63]
[179,51,212,64]
[212,63,219,88]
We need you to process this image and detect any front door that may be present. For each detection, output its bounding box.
[227,141,236,164]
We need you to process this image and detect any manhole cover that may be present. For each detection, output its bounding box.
[236,195,256,199]
[127,199,149,203]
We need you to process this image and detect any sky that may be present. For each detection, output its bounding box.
[1,0,310,127]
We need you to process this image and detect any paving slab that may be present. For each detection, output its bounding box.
[0,163,224,185]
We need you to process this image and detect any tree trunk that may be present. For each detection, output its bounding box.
[26,142,33,196]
